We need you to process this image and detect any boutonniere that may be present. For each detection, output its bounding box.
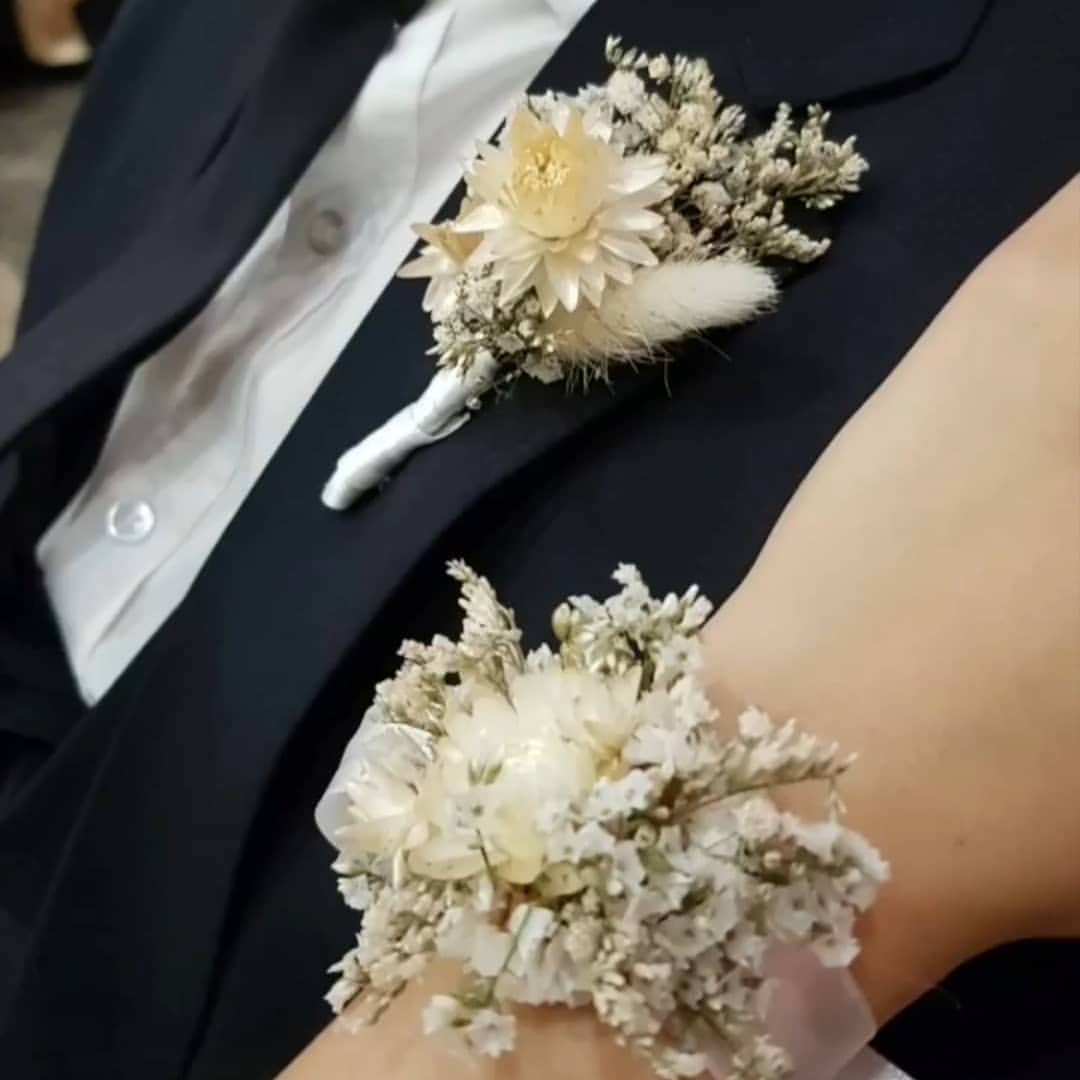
[322,38,868,509]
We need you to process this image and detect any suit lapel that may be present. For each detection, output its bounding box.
[0,2,998,1076]
[18,0,291,333]
[0,0,400,469]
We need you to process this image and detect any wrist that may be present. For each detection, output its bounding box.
[702,615,1000,1027]
[340,960,656,1080]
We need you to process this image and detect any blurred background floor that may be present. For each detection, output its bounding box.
[0,79,81,352]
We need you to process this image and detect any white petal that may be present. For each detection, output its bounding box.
[621,178,676,207]
[594,205,666,233]
[455,203,509,233]
[409,835,486,881]
[425,279,459,319]
[598,252,635,286]
[574,240,600,264]
[469,228,542,270]
[579,274,605,308]
[488,227,546,261]
[508,105,547,149]
[609,155,669,194]
[467,159,510,206]
[469,924,515,977]
[599,232,659,267]
[544,254,581,312]
[421,279,441,314]
[468,234,500,268]
[497,256,541,306]
[534,274,560,319]
[579,258,608,300]
[549,98,573,136]
[398,249,451,280]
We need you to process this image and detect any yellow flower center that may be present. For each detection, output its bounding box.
[509,130,603,241]
[513,137,574,194]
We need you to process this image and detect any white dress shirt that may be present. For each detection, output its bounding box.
[37,0,593,706]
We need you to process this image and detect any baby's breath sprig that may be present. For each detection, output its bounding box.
[604,36,868,267]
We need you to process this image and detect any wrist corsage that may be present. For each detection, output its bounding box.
[317,565,888,1079]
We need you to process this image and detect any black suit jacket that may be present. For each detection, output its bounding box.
[0,1,1077,1077]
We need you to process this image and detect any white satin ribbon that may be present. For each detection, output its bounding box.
[837,1051,912,1080]
[322,353,500,510]
[706,946,913,1080]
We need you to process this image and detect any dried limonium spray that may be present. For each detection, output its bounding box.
[321,39,868,508]
[317,563,888,1078]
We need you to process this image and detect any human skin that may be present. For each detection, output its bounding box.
[280,176,1080,1079]
[704,174,1080,1024]
[13,0,90,66]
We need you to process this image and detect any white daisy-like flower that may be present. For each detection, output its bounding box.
[738,706,774,742]
[421,994,465,1035]
[408,671,602,884]
[606,69,647,114]
[583,769,657,822]
[455,102,670,317]
[648,55,672,81]
[331,721,436,861]
[397,218,481,319]
[465,1008,517,1058]
[734,796,784,844]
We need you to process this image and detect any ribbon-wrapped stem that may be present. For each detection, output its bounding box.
[321,352,501,510]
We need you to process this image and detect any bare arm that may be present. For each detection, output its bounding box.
[281,176,1080,1078]
[704,174,1080,1020]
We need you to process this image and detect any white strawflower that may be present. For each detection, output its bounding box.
[397,218,481,319]
[407,665,643,884]
[332,722,435,861]
[533,664,642,760]
[456,102,669,316]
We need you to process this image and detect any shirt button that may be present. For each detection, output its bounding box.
[106,499,156,544]
[308,208,348,255]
